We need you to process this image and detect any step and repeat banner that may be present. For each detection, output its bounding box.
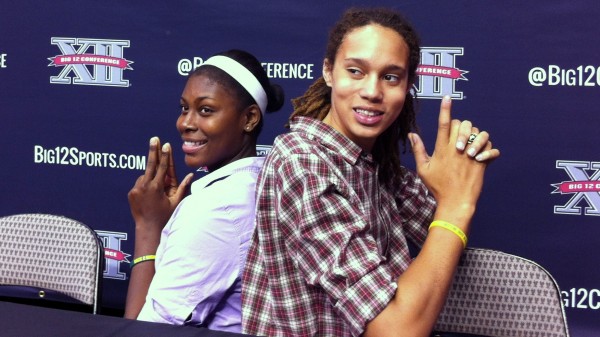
[1,1,598,335]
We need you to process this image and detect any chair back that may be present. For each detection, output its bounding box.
[433,248,569,337]
[0,213,104,314]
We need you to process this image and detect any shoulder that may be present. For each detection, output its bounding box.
[268,136,343,183]
[263,128,324,170]
[190,161,262,212]
[271,130,321,158]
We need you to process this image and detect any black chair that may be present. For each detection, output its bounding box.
[0,213,104,314]
[432,248,570,337]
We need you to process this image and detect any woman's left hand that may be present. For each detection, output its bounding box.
[409,96,500,226]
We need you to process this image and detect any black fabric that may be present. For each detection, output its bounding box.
[1,301,253,337]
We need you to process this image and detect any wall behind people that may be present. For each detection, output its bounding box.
[0,1,597,335]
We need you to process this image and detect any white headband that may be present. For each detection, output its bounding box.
[202,55,268,114]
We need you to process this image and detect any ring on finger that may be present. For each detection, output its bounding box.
[467,133,478,144]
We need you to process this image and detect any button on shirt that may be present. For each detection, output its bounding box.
[137,156,265,333]
[242,117,436,336]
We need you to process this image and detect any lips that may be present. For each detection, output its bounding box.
[354,108,384,125]
[181,140,207,154]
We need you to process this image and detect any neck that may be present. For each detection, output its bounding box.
[206,140,257,172]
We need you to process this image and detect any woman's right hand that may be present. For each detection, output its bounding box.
[409,96,500,229]
[125,137,193,320]
[128,137,193,233]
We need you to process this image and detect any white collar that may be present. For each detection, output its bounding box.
[192,157,265,191]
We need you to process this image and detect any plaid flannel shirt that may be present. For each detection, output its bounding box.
[242,117,436,336]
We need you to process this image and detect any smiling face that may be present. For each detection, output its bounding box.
[322,24,410,152]
[176,74,252,171]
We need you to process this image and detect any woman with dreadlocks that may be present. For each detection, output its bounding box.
[241,7,500,337]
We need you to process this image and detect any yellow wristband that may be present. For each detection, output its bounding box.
[429,220,468,249]
[130,255,156,269]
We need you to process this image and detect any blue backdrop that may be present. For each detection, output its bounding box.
[1,1,598,335]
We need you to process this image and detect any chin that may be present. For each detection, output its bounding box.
[354,128,383,140]
[184,158,203,169]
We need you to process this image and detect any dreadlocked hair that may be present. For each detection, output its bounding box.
[289,77,330,121]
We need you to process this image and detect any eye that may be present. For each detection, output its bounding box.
[198,106,214,115]
[347,68,363,77]
[180,104,189,113]
[383,74,400,83]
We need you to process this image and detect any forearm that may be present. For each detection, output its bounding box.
[123,222,162,319]
[365,204,473,337]
[124,260,155,319]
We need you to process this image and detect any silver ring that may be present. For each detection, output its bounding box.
[467,133,477,144]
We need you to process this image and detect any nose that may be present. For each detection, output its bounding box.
[177,112,197,133]
[359,75,383,101]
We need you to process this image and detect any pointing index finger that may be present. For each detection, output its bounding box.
[436,95,453,145]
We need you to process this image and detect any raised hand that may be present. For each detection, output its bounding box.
[409,96,500,229]
[128,137,193,233]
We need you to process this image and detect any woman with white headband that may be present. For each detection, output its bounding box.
[124,49,284,332]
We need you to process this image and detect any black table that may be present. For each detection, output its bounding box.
[1,301,252,337]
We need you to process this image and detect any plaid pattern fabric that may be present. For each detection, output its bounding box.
[242,117,436,336]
